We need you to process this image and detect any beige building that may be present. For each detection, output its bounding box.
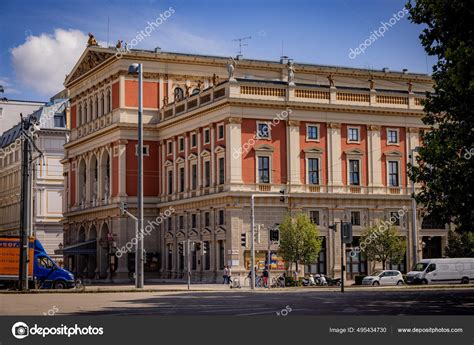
[62,46,448,282]
[0,99,45,135]
[0,99,68,262]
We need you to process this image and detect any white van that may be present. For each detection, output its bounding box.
[406,258,474,284]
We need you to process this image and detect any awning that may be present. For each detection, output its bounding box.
[63,239,97,255]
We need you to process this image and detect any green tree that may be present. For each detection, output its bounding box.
[359,222,406,269]
[278,213,322,273]
[445,230,474,257]
[406,0,474,232]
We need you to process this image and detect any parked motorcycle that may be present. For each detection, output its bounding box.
[326,277,342,287]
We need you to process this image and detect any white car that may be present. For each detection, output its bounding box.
[361,270,404,286]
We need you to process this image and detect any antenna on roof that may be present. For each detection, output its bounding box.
[232,36,251,56]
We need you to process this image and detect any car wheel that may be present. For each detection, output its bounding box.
[421,279,428,285]
[372,281,380,286]
[54,281,67,289]
[396,280,404,286]
[461,277,469,284]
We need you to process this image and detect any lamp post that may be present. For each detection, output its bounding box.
[128,63,144,288]
[409,147,420,267]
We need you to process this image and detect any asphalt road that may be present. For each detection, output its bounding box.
[1,288,473,316]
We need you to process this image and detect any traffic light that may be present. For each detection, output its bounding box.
[203,242,208,254]
[342,222,353,244]
[178,242,184,256]
[241,233,247,247]
[269,227,280,242]
[279,189,285,202]
[195,242,201,251]
[119,202,127,215]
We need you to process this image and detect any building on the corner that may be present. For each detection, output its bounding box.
[0,98,68,263]
[0,99,46,134]
[61,45,449,282]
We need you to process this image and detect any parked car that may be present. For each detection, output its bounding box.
[406,258,474,285]
[361,270,404,286]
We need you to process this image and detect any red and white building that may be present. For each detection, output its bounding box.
[61,46,448,282]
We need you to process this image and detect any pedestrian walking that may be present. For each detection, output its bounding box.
[227,266,232,285]
[223,266,229,284]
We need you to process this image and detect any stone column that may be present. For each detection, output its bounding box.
[327,123,343,192]
[117,140,128,197]
[287,120,301,187]
[225,117,243,184]
[367,125,383,192]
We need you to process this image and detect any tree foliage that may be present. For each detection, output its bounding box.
[278,213,322,272]
[445,230,474,257]
[406,0,474,232]
[359,222,406,269]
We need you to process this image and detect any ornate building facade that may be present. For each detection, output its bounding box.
[0,99,68,262]
[62,46,448,282]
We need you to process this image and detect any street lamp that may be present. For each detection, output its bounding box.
[128,63,144,289]
[409,146,420,267]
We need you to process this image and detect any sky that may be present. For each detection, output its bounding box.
[0,0,436,102]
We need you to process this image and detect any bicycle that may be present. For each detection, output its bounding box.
[255,276,264,288]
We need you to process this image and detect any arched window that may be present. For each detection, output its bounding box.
[106,89,111,114]
[174,87,184,101]
[191,88,200,96]
[88,99,93,122]
[99,94,104,117]
[94,96,98,119]
[77,103,82,126]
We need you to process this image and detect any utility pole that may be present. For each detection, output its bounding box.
[232,36,251,56]
[128,63,144,288]
[340,220,344,293]
[19,115,31,291]
[409,147,420,266]
[187,239,191,290]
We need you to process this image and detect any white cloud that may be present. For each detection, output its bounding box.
[11,29,87,96]
[0,77,21,95]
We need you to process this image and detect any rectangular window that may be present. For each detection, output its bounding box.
[348,127,359,142]
[388,161,399,186]
[257,122,270,138]
[308,158,319,185]
[258,156,270,183]
[218,210,225,226]
[179,215,184,230]
[387,129,398,144]
[218,157,225,185]
[204,160,211,187]
[54,115,65,127]
[217,124,224,140]
[191,214,197,228]
[179,137,185,152]
[167,170,173,194]
[204,212,210,227]
[351,211,361,226]
[167,218,172,231]
[167,141,173,154]
[179,167,185,193]
[191,133,197,148]
[135,145,149,156]
[218,240,225,270]
[310,210,320,225]
[390,211,400,226]
[307,125,319,140]
[204,128,210,144]
[191,164,197,190]
[204,241,210,270]
[349,160,360,185]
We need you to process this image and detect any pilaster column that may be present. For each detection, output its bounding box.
[225,117,243,184]
[85,154,91,205]
[287,120,301,186]
[367,125,383,190]
[327,123,343,189]
[117,139,128,197]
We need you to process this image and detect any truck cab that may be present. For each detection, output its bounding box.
[33,240,75,289]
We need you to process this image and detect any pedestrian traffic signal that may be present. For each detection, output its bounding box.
[279,189,286,202]
[269,227,279,242]
[241,233,247,247]
[203,242,208,254]
[342,222,353,244]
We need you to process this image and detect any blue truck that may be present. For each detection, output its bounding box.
[0,236,75,289]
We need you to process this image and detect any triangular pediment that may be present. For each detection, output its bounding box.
[200,149,211,157]
[176,231,186,238]
[214,145,225,154]
[164,232,174,239]
[176,156,185,164]
[201,228,211,236]
[254,144,274,152]
[188,229,199,238]
[344,148,364,156]
[164,159,173,167]
[304,147,324,154]
[188,153,198,160]
[65,47,116,86]
[216,226,226,234]
[384,150,403,157]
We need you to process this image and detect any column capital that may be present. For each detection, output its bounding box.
[407,127,419,133]
[328,122,341,129]
[287,120,300,127]
[368,125,381,131]
[225,117,242,124]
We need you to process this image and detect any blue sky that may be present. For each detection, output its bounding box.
[0,0,435,101]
